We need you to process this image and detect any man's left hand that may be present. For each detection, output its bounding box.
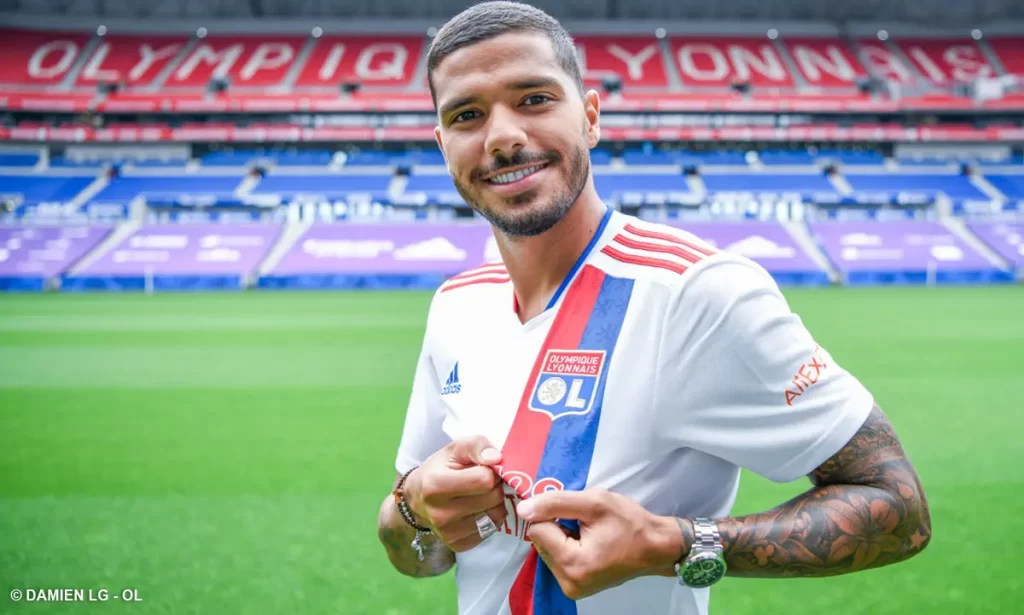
[516,488,685,600]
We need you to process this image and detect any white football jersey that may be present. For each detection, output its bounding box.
[394,209,874,615]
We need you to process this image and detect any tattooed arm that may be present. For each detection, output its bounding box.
[677,404,932,578]
[376,472,456,578]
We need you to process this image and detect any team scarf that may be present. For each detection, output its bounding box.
[496,263,635,614]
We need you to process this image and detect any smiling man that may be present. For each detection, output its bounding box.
[376,2,932,614]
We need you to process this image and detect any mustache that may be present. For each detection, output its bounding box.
[473,151,560,181]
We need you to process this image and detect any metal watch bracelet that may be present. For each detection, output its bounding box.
[692,517,721,551]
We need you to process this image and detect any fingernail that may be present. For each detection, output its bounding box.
[517,500,534,519]
[480,448,501,463]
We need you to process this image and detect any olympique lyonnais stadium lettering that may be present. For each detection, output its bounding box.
[6,30,1000,89]
[14,35,423,87]
[542,352,602,376]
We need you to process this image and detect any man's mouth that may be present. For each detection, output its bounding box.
[485,162,550,185]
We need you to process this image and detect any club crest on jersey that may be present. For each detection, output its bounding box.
[528,350,605,421]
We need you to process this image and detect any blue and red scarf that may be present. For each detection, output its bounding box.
[496,264,635,614]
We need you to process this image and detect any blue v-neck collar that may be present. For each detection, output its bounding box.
[545,206,613,310]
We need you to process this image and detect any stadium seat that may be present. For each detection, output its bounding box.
[201,152,261,167]
[402,174,462,204]
[758,150,816,166]
[89,176,244,204]
[593,174,692,203]
[702,173,834,196]
[0,175,94,204]
[0,153,40,168]
[48,156,108,169]
[815,150,886,166]
[984,175,1024,200]
[846,174,988,202]
[251,174,393,201]
[342,152,398,166]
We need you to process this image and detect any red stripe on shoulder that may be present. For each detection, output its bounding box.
[600,245,688,275]
[622,223,716,257]
[612,233,704,264]
[440,275,511,293]
[447,262,507,282]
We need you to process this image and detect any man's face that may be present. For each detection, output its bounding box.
[432,31,600,237]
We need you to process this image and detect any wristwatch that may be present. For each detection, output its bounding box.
[675,518,727,588]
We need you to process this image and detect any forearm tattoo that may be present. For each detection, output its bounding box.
[715,405,932,577]
[378,522,455,578]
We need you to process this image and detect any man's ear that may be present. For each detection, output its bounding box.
[434,125,449,174]
[583,89,601,148]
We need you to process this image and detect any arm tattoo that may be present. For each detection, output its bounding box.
[714,405,932,578]
[377,521,455,578]
[377,478,455,578]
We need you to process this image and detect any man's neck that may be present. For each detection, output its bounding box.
[497,196,607,324]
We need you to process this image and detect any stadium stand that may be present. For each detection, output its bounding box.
[1,0,1022,291]
[1,24,1023,114]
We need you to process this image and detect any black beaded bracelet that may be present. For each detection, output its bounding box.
[393,467,432,533]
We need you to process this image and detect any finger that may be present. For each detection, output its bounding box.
[450,485,507,512]
[527,521,577,563]
[517,490,600,524]
[449,502,508,542]
[427,465,500,498]
[449,435,502,467]
[442,503,509,551]
[433,486,506,528]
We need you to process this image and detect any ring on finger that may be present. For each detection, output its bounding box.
[476,513,498,540]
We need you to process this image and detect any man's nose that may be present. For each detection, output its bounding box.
[484,105,527,160]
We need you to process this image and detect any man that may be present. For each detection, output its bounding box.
[377,2,932,613]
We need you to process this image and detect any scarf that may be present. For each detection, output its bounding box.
[496,263,635,614]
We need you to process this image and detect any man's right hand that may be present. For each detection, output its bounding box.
[402,436,508,552]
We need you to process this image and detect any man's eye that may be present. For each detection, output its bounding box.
[523,95,551,106]
[453,110,479,123]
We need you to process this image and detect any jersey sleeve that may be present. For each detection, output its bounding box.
[654,255,875,483]
[394,296,451,475]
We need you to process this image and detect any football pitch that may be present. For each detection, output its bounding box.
[1,286,1021,614]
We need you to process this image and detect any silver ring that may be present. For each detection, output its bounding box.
[476,514,498,540]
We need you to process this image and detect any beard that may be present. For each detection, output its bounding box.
[452,136,590,238]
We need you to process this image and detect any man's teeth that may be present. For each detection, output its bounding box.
[489,164,545,185]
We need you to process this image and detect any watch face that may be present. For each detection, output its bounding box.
[682,552,726,588]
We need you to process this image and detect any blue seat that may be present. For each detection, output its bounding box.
[758,150,815,165]
[846,174,987,201]
[0,175,93,203]
[0,153,40,168]
[622,150,674,165]
[201,151,259,167]
[680,151,748,166]
[270,151,334,167]
[702,174,833,194]
[252,174,392,200]
[985,175,1024,200]
[344,151,405,166]
[90,176,243,203]
[593,174,691,202]
[815,150,886,166]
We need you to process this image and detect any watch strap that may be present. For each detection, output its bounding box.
[691,517,722,552]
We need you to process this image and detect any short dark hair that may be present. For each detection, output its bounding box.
[426,1,584,108]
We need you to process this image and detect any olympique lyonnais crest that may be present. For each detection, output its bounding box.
[528,350,606,421]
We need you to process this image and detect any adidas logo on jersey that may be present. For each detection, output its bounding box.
[442,362,462,395]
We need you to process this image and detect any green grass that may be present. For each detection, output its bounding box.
[1,287,1022,614]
